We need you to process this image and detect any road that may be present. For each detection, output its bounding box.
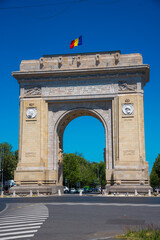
[0,195,160,240]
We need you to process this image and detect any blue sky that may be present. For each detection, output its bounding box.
[0,0,160,173]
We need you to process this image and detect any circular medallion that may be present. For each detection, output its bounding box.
[122,104,134,115]
[26,108,37,119]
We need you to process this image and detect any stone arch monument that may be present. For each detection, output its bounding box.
[12,51,152,194]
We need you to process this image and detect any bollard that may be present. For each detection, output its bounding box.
[30,190,33,197]
[148,189,151,197]
[1,191,4,198]
[13,190,16,198]
[79,189,83,196]
[37,190,40,197]
[104,191,108,196]
[58,189,61,196]
[135,189,138,196]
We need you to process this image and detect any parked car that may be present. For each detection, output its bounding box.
[83,186,89,191]
[77,188,84,193]
[63,186,69,193]
[5,180,15,188]
[154,187,160,192]
[70,188,77,193]
[88,188,93,193]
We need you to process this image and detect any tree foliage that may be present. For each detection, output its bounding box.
[150,154,160,188]
[0,142,18,182]
[63,153,106,188]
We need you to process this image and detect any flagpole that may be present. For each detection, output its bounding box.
[81,34,84,54]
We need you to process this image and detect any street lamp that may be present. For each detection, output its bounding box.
[0,146,4,192]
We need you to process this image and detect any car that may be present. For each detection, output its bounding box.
[154,187,160,192]
[77,188,84,193]
[88,188,93,193]
[5,180,15,188]
[63,186,69,193]
[70,188,77,193]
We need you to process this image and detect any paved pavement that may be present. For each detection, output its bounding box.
[0,195,160,240]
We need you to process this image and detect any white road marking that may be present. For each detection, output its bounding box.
[0,219,45,226]
[0,234,34,240]
[0,222,43,229]
[0,203,48,240]
[46,202,160,207]
[0,204,8,215]
[0,216,47,223]
[0,214,48,219]
[0,226,41,232]
[0,230,38,236]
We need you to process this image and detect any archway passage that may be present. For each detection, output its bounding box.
[56,109,107,187]
[62,116,106,191]
[63,116,105,162]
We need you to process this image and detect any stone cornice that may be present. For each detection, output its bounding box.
[43,50,121,58]
[12,65,149,85]
[20,93,115,102]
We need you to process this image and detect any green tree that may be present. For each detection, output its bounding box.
[150,154,160,188]
[63,153,106,188]
[63,153,81,188]
[89,161,106,187]
[98,161,106,187]
[0,143,18,183]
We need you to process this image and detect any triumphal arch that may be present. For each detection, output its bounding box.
[12,51,151,194]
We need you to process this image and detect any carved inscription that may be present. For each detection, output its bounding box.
[123,150,135,156]
[43,79,115,96]
[25,152,36,157]
[124,118,133,121]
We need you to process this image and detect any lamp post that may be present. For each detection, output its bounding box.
[0,146,4,193]
[0,148,1,193]
[97,164,99,182]
[1,149,3,192]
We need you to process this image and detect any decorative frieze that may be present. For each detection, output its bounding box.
[43,79,116,97]
[24,87,41,96]
[118,81,137,92]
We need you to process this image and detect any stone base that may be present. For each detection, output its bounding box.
[9,185,64,195]
[105,184,153,194]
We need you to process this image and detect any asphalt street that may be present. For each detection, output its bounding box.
[0,195,160,240]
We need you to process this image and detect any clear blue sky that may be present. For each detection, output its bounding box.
[0,0,160,173]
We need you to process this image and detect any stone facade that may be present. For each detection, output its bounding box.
[12,51,151,194]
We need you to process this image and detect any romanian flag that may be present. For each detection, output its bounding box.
[70,36,82,49]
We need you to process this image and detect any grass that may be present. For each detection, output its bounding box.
[116,225,160,240]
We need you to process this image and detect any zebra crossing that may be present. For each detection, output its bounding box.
[0,203,49,240]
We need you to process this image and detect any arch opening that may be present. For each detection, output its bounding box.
[56,109,107,188]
